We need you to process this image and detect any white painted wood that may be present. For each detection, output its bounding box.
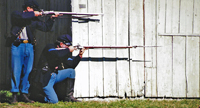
[144,0,157,97]
[116,0,131,98]
[193,0,200,97]
[72,0,89,97]
[186,36,199,97]
[129,0,144,97]
[88,0,104,97]
[171,0,186,97]
[185,0,199,97]
[102,0,117,97]
[71,0,200,98]
[157,0,173,97]
[173,37,186,97]
[180,0,191,98]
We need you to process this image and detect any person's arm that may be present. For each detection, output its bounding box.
[63,48,86,69]
[11,11,35,26]
[12,11,35,19]
[32,11,60,32]
[30,17,55,32]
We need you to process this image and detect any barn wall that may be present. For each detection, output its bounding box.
[150,0,199,98]
[72,0,144,98]
[72,0,200,98]
[0,0,200,99]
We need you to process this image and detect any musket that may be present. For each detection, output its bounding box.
[55,45,160,50]
[41,9,103,16]
[79,57,151,62]
[40,9,103,23]
[74,44,160,49]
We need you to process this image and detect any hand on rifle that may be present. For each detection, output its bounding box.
[79,48,87,58]
[34,11,42,17]
[51,12,63,18]
[68,46,77,52]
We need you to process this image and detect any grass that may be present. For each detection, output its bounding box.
[0,90,200,108]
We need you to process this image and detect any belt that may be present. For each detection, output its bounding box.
[19,39,29,43]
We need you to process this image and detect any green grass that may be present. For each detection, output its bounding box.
[0,90,200,108]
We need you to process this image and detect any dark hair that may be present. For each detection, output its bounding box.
[22,0,39,11]
[54,41,61,47]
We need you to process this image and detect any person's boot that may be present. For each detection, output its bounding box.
[65,78,81,102]
[20,93,35,103]
[11,92,18,104]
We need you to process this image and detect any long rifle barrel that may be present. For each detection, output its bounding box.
[75,45,160,49]
[41,10,103,16]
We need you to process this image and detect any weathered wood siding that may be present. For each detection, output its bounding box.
[1,0,200,99]
[72,0,200,98]
[145,0,200,98]
[72,0,144,98]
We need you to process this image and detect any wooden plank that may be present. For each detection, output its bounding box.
[157,0,173,97]
[171,0,186,98]
[129,0,144,97]
[193,0,200,97]
[174,0,189,97]
[2,0,25,89]
[180,0,195,98]
[4,0,13,89]
[173,37,186,97]
[185,0,199,97]
[144,0,157,97]
[0,0,6,86]
[102,0,117,97]
[72,0,89,97]
[88,0,104,97]
[186,36,199,97]
[116,0,131,98]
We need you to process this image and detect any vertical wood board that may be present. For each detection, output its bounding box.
[102,0,117,97]
[72,0,89,97]
[184,0,199,97]
[116,0,131,97]
[144,0,157,97]
[193,0,200,97]
[88,0,104,97]
[171,0,186,97]
[129,0,145,97]
[157,0,173,97]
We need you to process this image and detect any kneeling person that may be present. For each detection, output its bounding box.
[30,34,86,103]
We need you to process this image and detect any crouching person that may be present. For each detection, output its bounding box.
[29,34,86,103]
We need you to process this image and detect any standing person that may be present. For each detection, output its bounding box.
[30,34,86,103]
[9,0,59,103]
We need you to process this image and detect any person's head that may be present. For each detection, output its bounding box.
[22,0,39,12]
[55,34,72,48]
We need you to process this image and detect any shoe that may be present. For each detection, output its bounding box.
[65,78,81,102]
[20,93,35,103]
[11,92,18,104]
[65,92,81,102]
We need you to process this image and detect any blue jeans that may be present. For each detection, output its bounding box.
[43,68,75,103]
[10,43,34,94]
